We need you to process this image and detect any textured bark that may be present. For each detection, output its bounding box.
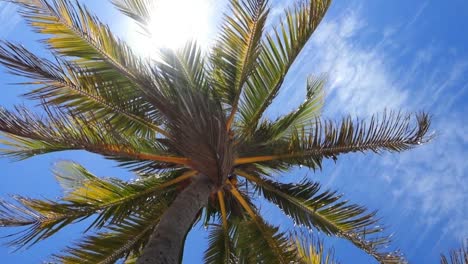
[137,174,213,264]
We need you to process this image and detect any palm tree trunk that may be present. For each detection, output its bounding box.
[137,174,214,264]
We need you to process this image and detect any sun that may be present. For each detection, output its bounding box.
[127,0,213,57]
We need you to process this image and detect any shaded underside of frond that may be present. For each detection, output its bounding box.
[204,225,236,264]
[204,216,299,264]
[11,0,151,84]
[293,233,339,264]
[234,217,298,264]
[0,41,164,137]
[239,171,406,263]
[9,0,176,135]
[0,106,186,173]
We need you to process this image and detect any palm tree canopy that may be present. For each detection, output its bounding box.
[0,0,431,263]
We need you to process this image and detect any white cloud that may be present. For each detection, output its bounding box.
[0,3,21,38]
[303,6,468,242]
[382,112,468,239]
[306,11,408,117]
[404,1,429,30]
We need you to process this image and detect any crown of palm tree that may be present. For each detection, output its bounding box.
[0,0,431,263]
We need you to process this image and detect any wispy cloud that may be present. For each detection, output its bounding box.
[384,115,468,239]
[0,3,21,38]
[404,1,429,30]
[300,5,468,243]
[305,11,408,117]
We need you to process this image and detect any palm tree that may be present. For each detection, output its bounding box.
[0,0,431,263]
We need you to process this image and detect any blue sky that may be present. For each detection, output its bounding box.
[0,0,467,263]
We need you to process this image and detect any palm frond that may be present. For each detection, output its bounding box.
[52,161,179,227]
[293,233,338,264]
[155,41,208,94]
[441,241,468,264]
[0,106,188,170]
[232,217,298,264]
[0,161,179,248]
[240,74,326,144]
[238,0,331,137]
[204,225,236,264]
[54,206,167,264]
[11,0,158,107]
[112,0,154,34]
[238,171,406,263]
[204,211,298,264]
[236,112,431,169]
[123,253,138,264]
[0,41,165,137]
[210,0,269,114]
[227,182,298,263]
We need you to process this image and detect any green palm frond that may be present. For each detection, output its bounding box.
[112,0,154,33]
[239,172,405,263]
[287,112,430,164]
[441,241,468,264]
[0,106,185,171]
[204,215,299,264]
[238,0,331,137]
[0,41,165,137]
[54,207,166,264]
[0,161,178,248]
[52,161,177,227]
[156,41,208,94]
[204,182,298,264]
[210,0,269,115]
[293,233,338,264]
[232,217,298,264]
[266,75,326,139]
[204,225,236,264]
[236,112,431,170]
[240,75,326,143]
[10,0,158,106]
[203,185,255,264]
[226,182,299,264]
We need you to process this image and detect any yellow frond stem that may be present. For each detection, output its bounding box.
[235,151,316,165]
[98,144,191,166]
[217,190,228,231]
[141,122,171,138]
[226,179,257,220]
[136,152,191,166]
[234,154,291,165]
[227,179,288,263]
[226,104,237,132]
[234,169,258,183]
[156,170,198,190]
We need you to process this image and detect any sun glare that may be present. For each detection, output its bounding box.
[128,0,213,57]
